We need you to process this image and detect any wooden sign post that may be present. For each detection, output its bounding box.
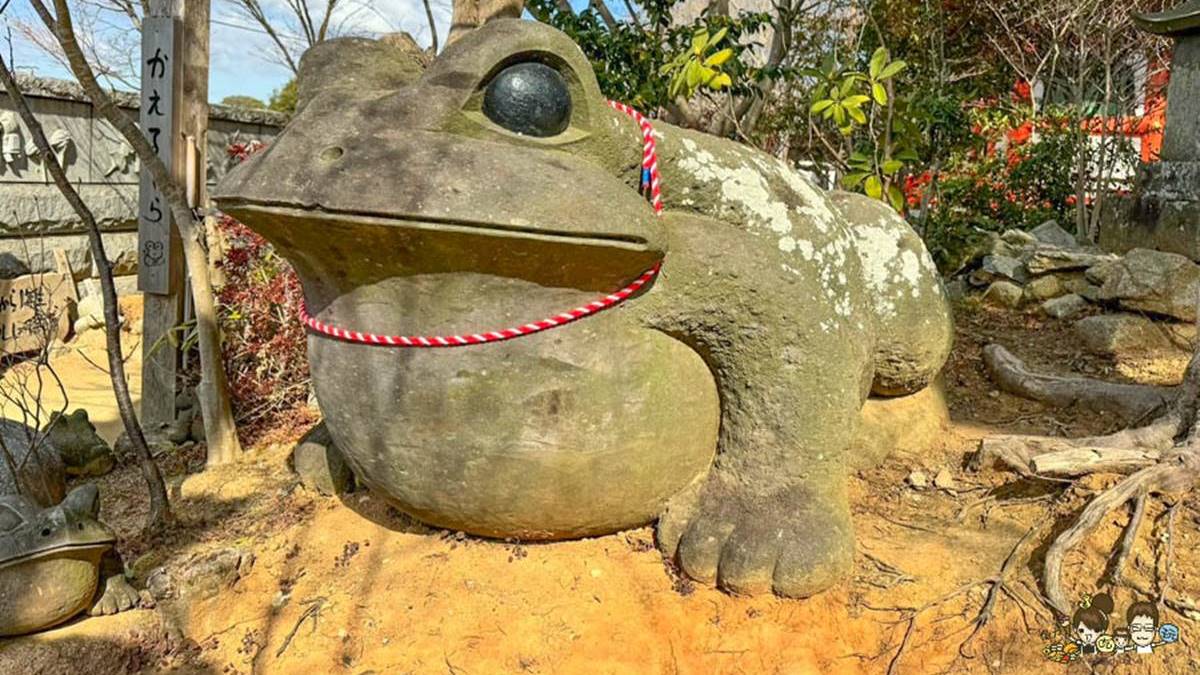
[139,12,184,428]
[139,0,211,429]
[137,16,180,297]
[139,1,211,428]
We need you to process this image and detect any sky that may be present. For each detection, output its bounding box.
[1,0,462,103]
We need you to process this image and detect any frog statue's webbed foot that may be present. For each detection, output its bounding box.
[89,553,140,616]
[90,574,139,616]
[658,471,853,597]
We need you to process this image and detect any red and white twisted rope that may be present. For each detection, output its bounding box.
[299,101,664,348]
[606,99,663,215]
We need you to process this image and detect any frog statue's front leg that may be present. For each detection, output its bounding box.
[632,213,875,597]
[89,552,139,616]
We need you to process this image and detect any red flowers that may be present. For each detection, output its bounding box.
[227,140,266,162]
[216,140,311,443]
[902,171,934,210]
[1008,121,1034,146]
[1011,80,1032,104]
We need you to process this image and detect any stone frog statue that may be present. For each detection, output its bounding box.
[0,485,139,636]
[213,19,953,597]
[0,420,138,635]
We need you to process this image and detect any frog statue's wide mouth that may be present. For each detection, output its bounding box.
[216,186,666,313]
[0,540,113,571]
[218,202,655,252]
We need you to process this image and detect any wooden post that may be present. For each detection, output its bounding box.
[139,0,210,428]
[138,9,184,428]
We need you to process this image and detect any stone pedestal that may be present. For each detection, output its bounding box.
[1102,160,1200,260]
[1102,6,1200,260]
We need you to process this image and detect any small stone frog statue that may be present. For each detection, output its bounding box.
[0,484,137,636]
[0,419,138,636]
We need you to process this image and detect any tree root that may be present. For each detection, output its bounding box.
[974,417,1178,477]
[977,340,1200,618]
[982,344,1176,423]
[879,511,1053,674]
[1042,454,1198,615]
[1103,494,1145,586]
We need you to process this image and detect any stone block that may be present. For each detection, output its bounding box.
[1041,293,1088,320]
[983,280,1023,307]
[1030,221,1079,249]
[1075,313,1194,356]
[0,230,138,280]
[292,423,355,496]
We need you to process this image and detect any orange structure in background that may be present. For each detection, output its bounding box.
[1004,55,1170,164]
[1079,56,1169,163]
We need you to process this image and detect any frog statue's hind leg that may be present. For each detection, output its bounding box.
[634,212,873,597]
[628,127,952,597]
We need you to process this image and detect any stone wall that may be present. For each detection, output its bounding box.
[0,75,284,291]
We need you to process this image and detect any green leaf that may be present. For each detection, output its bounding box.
[709,73,732,89]
[810,99,835,114]
[670,69,686,97]
[846,105,867,125]
[704,48,734,67]
[879,60,907,80]
[844,94,870,108]
[832,105,846,126]
[842,172,870,188]
[692,30,709,56]
[869,47,888,79]
[882,159,904,175]
[709,27,729,47]
[686,61,702,89]
[849,150,870,163]
[872,82,888,105]
[896,148,921,161]
[865,175,883,199]
[887,185,905,212]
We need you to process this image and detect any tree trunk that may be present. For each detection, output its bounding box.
[35,0,243,465]
[0,53,172,530]
[447,0,524,46]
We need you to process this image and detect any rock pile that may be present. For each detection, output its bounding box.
[949,220,1198,357]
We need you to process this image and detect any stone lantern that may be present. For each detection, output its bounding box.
[1104,2,1200,259]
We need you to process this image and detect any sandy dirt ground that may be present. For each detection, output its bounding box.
[2,298,1199,674]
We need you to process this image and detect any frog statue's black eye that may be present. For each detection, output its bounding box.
[482,62,572,138]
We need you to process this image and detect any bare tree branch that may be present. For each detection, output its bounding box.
[31,0,243,465]
[421,0,439,53]
[0,48,171,529]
